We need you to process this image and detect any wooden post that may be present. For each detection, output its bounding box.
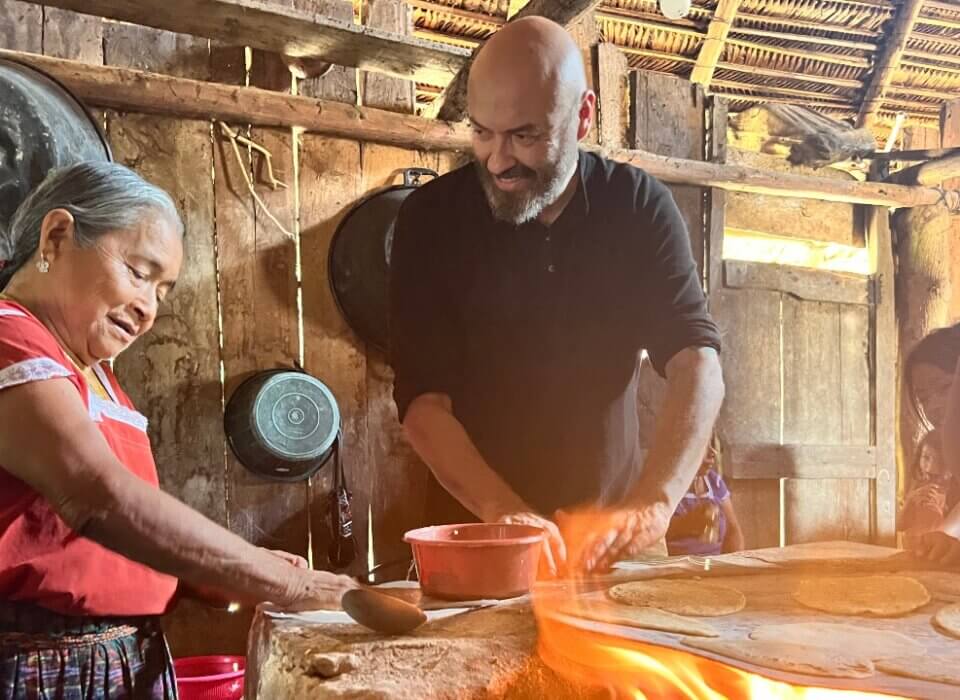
[894,118,959,482]
[595,42,629,150]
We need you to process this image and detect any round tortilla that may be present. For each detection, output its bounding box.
[877,656,960,687]
[683,638,875,679]
[607,580,746,616]
[748,622,923,660]
[792,575,930,617]
[560,601,719,637]
[933,603,960,639]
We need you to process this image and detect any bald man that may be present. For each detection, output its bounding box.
[390,17,724,574]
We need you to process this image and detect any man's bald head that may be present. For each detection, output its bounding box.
[466,18,595,225]
[468,16,588,118]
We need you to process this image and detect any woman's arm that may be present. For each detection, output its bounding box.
[0,377,355,608]
[719,497,745,553]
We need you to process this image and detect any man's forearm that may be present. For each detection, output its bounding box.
[403,394,530,521]
[630,348,724,510]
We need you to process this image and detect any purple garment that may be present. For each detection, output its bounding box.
[667,468,730,556]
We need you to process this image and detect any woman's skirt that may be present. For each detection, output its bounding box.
[0,601,177,699]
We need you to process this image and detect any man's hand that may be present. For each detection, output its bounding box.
[558,501,673,574]
[498,512,567,577]
[910,530,960,566]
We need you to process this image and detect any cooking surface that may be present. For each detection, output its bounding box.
[246,543,959,699]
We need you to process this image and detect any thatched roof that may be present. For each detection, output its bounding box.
[406,0,959,129]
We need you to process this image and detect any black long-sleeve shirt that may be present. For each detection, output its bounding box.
[390,150,721,520]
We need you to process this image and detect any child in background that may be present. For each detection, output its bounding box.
[900,429,957,549]
[666,433,745,556]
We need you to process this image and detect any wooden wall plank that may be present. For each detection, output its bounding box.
[361,0,416,113]
[359,145,437,578]
[595,42,629,150]
[726,444,877,480]
[108,114,231,655]
[0,0,41,52]
[726,150,864,247]
[41,8,103,62]
[727,478,780,550]
[784,478,872,544]
[726,191,860,248]
[631,70,706,275]
[297,0,358,104]
[103,23,211,80]
[782,298,842,445]
[298,134,367,577]
[840,304,872,446]
[711,289,781,445]
[724,260,871,306]
[869,205,897,544]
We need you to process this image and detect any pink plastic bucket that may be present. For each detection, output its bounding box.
[174,655,245,700]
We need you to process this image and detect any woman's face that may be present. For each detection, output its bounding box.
[44,210,183,364]
[912,363,955,428]
[919,443,944,479]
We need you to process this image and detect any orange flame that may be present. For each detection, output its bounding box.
[535,601,906,700]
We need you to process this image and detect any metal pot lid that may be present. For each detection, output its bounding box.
[329,168,437,351]
[0,58,111,232]
[250,371,341,462]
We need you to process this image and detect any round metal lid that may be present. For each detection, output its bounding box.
[251,372,341,462]
[0,58,111,232]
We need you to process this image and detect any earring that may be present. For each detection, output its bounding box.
[36,257,49,274]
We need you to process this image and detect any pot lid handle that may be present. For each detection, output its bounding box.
[403,168,439,187]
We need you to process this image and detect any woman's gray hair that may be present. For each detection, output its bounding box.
[0,161,183,290]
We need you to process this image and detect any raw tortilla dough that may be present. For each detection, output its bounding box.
[793,575,930,616]
[741,541,897,565]
[748,622,923,660]
[608,580,746,616]
[683,638,875,679]
[933,602,960,639]
[560,600,719,637]
[877,656,960,687]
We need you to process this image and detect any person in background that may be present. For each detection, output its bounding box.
[666,432,745,556]
[899,429,957,549]
[904,323,960,564]
[0,162,356,700]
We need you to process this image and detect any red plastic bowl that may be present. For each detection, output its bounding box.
[174,655,245,700]
[404,523,545,600]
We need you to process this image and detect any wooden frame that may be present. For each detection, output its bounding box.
[724,261,872,306]
[726,444,878,480]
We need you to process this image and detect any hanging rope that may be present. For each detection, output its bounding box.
[217,121,295,240]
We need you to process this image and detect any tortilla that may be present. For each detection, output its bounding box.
[748,622,923,660]
[559,601,719,637]
[792,575,930,617]
[740,541,898,565]
[683,638,875,679]
[607,580,746,616]
[877,656,960,687]
[908,571,960,601]
[933,602,960,639]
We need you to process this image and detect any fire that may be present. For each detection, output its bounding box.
[535,602,906,700]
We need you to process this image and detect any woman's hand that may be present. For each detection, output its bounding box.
[265,548,309,569]
[910,530,960,566]
[497,511,567,578]
[280,568,360,611]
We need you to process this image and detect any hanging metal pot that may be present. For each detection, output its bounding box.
[0,58,111,231]
[328,167,438,352]
[224,369,341,482]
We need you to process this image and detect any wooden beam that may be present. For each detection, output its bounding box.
[432,0,603,121]
[726,444,878,480]
[507,0,531,20]
[2,49,950,210]
[857,0,926,128]
[724,261,872,306]
[405,0,502,29]
[603,146,950,209]
[0,48,469,150]
[690,0,741,88]
[30,0,471,85]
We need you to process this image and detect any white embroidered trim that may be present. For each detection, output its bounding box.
[88,392,149,433]
[0,309,27,318]
[0,357,73,392]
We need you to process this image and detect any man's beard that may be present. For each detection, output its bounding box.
[475,141,579,225]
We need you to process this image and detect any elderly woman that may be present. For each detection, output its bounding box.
[0,162,355,699]
[904,323,960,565]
